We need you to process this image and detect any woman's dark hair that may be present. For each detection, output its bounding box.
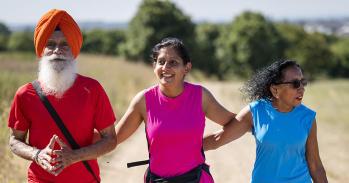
[241,60,302,101]
[151,37,191,64]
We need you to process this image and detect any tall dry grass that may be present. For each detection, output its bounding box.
[0,52,348,182]
[0,53,37,183]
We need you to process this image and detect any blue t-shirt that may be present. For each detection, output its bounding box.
[250,99,316,183]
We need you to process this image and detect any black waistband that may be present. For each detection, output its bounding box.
[146,164,211,183]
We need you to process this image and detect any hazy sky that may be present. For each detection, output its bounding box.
[1,0,349,25]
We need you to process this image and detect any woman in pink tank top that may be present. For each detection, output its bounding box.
[114,38,235,183]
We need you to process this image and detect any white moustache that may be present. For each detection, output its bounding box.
[45,54,69,62]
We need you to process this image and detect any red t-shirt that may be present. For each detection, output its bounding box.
[8,74,116,183]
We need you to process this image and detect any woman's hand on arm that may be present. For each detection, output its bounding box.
[203,105,252,151]
[306,119,328,183]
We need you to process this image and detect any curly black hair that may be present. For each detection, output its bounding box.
[241,60,301,101]
[151,37,191,64]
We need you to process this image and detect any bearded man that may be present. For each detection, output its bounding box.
[8,9,117,183]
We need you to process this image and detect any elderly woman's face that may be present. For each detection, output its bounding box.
[42,31,74,60]
[272,66,306,111]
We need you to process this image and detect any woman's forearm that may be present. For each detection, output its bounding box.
[310,165,328,183]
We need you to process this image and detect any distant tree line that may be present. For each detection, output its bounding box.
[1,0,349,79]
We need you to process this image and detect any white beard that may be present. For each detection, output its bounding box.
[38,54,77,98]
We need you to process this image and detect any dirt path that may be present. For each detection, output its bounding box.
[100,82,348,182]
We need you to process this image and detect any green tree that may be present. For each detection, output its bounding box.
[82,29,106,54]
[121,0,195,62]
[194,23,223,78]
[216,11,285,78]
[105,30,126,55]
[276,23,333,79]
[82,29,125,55]
[7,31,34,52]
[0,22,11,51]
[329,37,349,77]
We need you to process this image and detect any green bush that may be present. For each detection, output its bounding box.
[0,22,11,51]
[82,29,125,55]
[7,31,34,52]
[329,37,349,78]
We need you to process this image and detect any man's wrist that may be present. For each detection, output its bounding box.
[71,149,81,164]
[32,148,41,163]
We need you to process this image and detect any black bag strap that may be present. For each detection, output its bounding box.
[127,159,149,168]
[32,80,100,183]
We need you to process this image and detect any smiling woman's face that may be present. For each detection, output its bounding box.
[153,47,191,87]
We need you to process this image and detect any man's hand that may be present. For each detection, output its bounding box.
[35,135,58,175]
[52,136,75,175]
[9,130,64,176]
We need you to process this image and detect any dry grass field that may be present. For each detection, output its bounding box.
[0,53,348,182]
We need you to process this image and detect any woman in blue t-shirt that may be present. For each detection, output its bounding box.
[204,60,328,183]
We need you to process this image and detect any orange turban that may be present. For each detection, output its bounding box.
[34,9,83,58]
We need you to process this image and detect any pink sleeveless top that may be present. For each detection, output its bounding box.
[145,82,214,182]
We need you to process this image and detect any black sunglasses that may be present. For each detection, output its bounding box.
[274,79,308,89]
